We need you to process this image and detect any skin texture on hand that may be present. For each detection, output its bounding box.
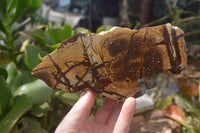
[55,91,136,133]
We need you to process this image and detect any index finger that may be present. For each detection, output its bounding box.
[68,91,97,120]
[56,91,97,129]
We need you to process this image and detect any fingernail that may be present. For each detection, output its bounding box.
[81,91,86,96]
[79,91,87,99]
[127,97,136,110]
[80,91,91,99]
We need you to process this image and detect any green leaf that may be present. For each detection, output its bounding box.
[0,67,8,79]
[0,76,12,117]
[17,117,48,132]
[6,62,17,84]
[7,0,16,13]
[31,102,51,117]
[21,71,37,84]
[25,45,42,70]
[0,95,33,133]
[155,96,173,110]
[32,29,47,47]
[0,0,7,17]
[10,0,42,25]
[32,35,47,47]
[53,90,79,106]
[6,62,23,93]
[10,71,23,93]
[32,28,44,36]
[73,27,91,35]
[174,94,200,117]
[96,25,112,33]
[19,117,40,129]
[48,24,72,44]
[14,79,53,105]
[45,43,60,52]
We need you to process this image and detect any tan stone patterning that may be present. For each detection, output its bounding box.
[32,23,187,100]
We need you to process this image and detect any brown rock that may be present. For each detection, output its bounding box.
[131,115,146,125]
[32,24,187,100]
[149,110,165,119]
[130,110,180,133]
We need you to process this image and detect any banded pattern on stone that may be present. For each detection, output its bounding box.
[32,23,187,100]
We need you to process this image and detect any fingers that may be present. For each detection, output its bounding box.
[68,91,97,121]
[113,97,136,133]
[94,98,117,124]
[107,101,124,128]
[55,91,97,132]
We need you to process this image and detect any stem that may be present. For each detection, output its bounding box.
[166,0,174,16]
[176,16,200,23]
[184,30,200,37]
[143,15,170,27]
[182,0,200,9]
[3,13,17,64]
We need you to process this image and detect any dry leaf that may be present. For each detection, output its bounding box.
[165,105,187,126]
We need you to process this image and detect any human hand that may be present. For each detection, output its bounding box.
[55,91,136,133]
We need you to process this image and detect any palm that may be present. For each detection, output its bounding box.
[55,91,136,133]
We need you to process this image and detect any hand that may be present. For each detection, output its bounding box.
[55,91,136,133]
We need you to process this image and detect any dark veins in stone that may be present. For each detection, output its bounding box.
[108,39,128,57]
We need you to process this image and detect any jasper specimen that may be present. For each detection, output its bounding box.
[32,23,187,100]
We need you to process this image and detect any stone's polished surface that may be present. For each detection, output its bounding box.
[32,23,187,100]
